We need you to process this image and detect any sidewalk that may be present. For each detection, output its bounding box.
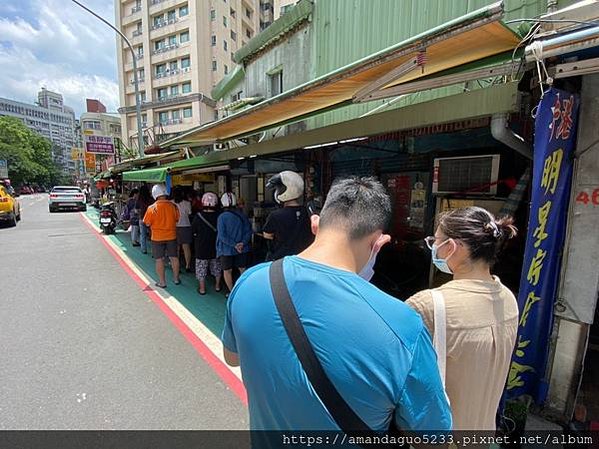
[84,208,228,339]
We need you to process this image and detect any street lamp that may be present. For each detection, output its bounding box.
[71,0,145,158]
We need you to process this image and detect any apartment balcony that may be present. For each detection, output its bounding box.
[122,6,142,26]
[124,54,144,72]
[152,68,192,88]
[156,118,195,134]
[118,93,213,114]
[149,16,188,40]
[149,0,188,14]
[125,78,146,94]
[149,43,190,64]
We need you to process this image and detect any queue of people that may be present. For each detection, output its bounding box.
[221,176,520,439]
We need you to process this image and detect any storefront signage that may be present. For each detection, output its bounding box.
[84,135,115,155]
[172,173,216,185]
[506,88,579,404]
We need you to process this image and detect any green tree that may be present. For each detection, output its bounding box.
[0,116,62,186]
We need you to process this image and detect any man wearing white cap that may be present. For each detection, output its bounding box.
[143,184,181,288]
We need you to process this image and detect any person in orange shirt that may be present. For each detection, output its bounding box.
[143,184,181,288]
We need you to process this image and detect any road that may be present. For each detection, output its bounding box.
[0,194,247,429]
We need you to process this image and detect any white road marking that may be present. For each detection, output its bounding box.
[79,212,242,381]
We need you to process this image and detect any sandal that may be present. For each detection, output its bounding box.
[155,282,167,289]
[215,287,222,293]
[197,288,206,296]
[173,279,181,285]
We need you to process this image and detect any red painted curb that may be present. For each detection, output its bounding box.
[80,213,248,406]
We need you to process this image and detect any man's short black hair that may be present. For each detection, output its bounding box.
[319,176,391,240]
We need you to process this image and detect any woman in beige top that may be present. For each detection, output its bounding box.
[406,207,519,430]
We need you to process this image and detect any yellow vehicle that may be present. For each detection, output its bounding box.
[0,184,21,227]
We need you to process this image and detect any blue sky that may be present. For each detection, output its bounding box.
[0,0,119,116]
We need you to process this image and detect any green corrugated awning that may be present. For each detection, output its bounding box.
[122,167,169,182]
[211,65,245,101]
[234,0,313,64]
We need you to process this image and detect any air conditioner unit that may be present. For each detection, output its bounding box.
[183,67,190,73]
[213,142,228,151]
[432,155,500,195]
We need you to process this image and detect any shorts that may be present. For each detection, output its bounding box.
[176,226,193,245]
[152,240,178,259]
[196,258,223,279]
[220,253,250,271]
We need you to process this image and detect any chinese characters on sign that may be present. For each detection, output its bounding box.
[506,89,579,404]
[84,135,115,155]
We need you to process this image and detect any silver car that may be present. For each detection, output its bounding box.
[49,186,87,213]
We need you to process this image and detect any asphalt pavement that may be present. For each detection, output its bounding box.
[0,194,248,429]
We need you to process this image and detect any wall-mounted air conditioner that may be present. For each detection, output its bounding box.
[432,154,500,195]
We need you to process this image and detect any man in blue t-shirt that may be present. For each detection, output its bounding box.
[222,177,451,436]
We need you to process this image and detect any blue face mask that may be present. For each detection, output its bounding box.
[358,246,377,281]
[432,240,454,275]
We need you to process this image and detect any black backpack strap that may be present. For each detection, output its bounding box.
[269,258,374,434]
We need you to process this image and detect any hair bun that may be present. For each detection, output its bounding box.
[495,216,518,240]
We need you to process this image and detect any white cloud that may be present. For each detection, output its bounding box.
[0,0,120,116]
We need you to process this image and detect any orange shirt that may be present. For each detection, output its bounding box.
[143,199,180,242]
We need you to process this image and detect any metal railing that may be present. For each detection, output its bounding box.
[132,29,142,37]
[151,43,179,55]
[131,5,141,14]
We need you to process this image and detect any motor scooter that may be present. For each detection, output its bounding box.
[99,202,117,234]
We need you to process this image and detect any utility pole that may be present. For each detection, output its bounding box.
[71,0,145,158]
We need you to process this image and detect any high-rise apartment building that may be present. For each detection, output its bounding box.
[115,0,260,150]
[0,88,76,173]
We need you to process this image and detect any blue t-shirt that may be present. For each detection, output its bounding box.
[222,256,451,433]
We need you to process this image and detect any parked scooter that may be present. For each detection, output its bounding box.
[99,202,117,234]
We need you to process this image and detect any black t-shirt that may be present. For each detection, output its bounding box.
[192,211,219,260]
[262,206,314,261]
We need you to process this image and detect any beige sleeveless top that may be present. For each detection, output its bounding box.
[406,277,519,430]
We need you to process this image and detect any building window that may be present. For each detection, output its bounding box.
[269,70,283,96]
[168,35,177,46]
[155,39,165,51]
[231,52,235,61]
[170,61,178,72]
[179,4,189,16]
[155,63,167,75]
[211,35,217,46]
[172,109,181,120]
[140,91,147,102]
[212,60,217,71]
[180,31,189,43]
[181,57,190,69]
[171,85,179,96]
[183,107,192,118]
[210,9,216,20]
[245,8,251,19]
[158,112,169,124]
[223,16,227,27]
[230,8,236,18]
[167,10,176,23]
[153,15,163,28]
[224,64,229,75]
[223,40,228,51]
[157,88,168,100]
[182,82,192,94]
[246,29,252,39]
[230,30,237,41]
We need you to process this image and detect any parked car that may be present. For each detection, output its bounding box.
[0,184,21,226]
[49,186,87,213]
[18,186,34,195]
